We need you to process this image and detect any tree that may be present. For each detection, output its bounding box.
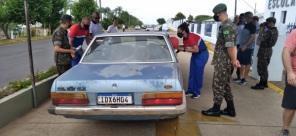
[71,0,97,22]
[187,15,193,22]
[174,12,186,23]
[194,15,212,23]
[157,18,166,25]
[0,0,10,39]
[41,0,67,33]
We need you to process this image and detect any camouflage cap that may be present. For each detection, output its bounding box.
[213,3,227,14]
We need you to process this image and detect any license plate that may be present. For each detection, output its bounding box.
[97,93,133,105]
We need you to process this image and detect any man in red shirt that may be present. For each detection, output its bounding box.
[68,17,91,66]
[280,29,296,136]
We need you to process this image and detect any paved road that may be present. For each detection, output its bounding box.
[0,40,54,88]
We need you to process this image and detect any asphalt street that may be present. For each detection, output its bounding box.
[0,39,54,88]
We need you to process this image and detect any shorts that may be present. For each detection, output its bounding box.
[238,49,253,65]
[282,83,296,109]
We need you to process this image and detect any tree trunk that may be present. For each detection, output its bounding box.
[0,23,10,39]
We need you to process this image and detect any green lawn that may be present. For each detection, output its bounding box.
[0,36,51,46]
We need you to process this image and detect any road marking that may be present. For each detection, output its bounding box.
[268,82,284,95]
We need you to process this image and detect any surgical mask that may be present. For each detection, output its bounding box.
[213,15,220,22]
[177,32,183,38]
[84,24,90,29]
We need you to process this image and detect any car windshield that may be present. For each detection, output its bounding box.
[82,36,173,63]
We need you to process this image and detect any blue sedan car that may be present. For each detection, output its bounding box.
[48,32,186,120]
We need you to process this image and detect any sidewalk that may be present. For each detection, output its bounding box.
[176,52,296,136]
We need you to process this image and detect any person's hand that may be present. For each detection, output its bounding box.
[70,49,76,58]
[287,71,296,87]
[241,46,247,52]
[232,60,241,68]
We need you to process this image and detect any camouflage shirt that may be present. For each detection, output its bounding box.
[259,27,278,48]
[212,19,236,66]
[52,27,71,65]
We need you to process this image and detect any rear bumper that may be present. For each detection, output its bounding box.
[48,103,186,117]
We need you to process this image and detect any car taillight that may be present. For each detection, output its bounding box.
[142,92,183,106]
[51,92,89,106]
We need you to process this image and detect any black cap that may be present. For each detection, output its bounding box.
[266,17,276,24]
[60,14,72,22]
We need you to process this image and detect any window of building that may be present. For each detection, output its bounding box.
[196,23,201,34]
[270,12,275,17]
[205,23,212,37]
[281,11,287,24]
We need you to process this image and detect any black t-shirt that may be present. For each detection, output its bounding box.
[244,23,256,35]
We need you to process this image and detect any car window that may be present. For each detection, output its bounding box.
[82,36,173,63]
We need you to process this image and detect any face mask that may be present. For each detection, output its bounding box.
[213,15,220,22]
[67,23,72,29]
[177,32,183,38]
[84,24,90,29]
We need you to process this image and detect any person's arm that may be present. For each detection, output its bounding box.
[185,45,199,53]
[224,25,240,68]
[52,31,75,57]
[54,46,75,54]
[242,26,256,51]
[282,47,296,86]
[106,26,111,33]
[268,28,279,47]
[282,30,296,86]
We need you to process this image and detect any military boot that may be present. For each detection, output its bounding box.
[220,100,236,117]
[202,104,221,117]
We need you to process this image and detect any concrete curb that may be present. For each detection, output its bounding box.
[0,75,57,128]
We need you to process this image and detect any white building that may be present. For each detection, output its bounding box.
[168,0,296,81]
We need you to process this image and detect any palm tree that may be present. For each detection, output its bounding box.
[174,12,186,23]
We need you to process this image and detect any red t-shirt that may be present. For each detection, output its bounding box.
[284,29,296,74]
[183,33,202,48]
[68,24,89,47]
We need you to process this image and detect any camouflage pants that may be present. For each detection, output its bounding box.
[212,64,233,105]
[257,48,272,84]
[56,64,71,75]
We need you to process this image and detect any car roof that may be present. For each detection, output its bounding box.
[94,32,169,38]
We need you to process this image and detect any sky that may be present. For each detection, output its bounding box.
[99,0,267,24]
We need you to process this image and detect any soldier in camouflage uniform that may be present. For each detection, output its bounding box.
[52,15,76,75]
[202,3,240,117]
[251,17,278,90]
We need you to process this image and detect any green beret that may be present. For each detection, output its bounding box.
[213,3,227,14]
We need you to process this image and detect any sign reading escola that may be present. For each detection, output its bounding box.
[268,0,296,9]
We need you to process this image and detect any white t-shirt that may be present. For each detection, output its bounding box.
[89,21,104,36]
[107,25,118,33]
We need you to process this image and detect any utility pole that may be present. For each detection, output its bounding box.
[24,0,37,108]
[254,3,257,14]
[234,0,237,17]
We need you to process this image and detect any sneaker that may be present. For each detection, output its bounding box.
[233,78,241,83]
[239,79,248,85]
[185,92,193,96]
[279,129,289,136]
[191,94,200,99]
